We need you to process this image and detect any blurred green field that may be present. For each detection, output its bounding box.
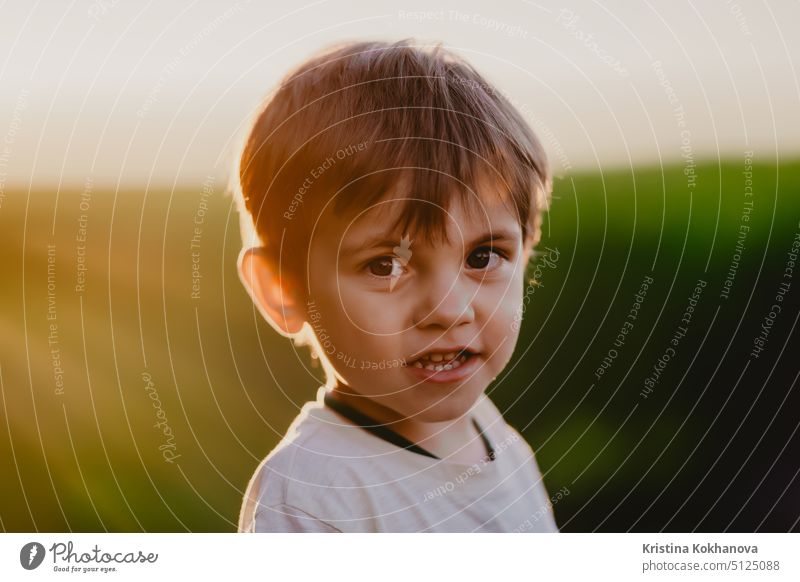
[1,158,798,531]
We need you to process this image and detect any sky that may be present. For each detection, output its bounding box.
[1,0,798,189]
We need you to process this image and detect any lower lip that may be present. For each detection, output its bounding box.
[403,354,482,384]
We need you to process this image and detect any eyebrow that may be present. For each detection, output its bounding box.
[342,228,520,255]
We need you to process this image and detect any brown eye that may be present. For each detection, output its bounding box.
[467,247,502,270]
[368,257,396,277]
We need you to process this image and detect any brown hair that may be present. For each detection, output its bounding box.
[237,39,551,286]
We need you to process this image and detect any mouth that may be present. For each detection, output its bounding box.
[405,347,479,372]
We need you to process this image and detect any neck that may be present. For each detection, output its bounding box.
[329,385,478,459]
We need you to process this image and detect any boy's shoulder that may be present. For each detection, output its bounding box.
[241,387,399,501]
[238,386,400,531]
[250,387,361,486]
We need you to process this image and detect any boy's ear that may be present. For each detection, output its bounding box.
[237,247,306,337]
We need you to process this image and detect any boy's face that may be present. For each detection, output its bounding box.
[301,186,533,423]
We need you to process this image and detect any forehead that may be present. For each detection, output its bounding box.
[316,186,521,253]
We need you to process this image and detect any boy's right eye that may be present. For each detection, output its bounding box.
[366,256,405,279]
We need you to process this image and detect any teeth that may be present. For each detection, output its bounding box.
[413,352,470,372]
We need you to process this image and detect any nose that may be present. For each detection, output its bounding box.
[413,265,475,329]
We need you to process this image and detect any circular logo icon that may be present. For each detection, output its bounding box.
[20,542,46,570]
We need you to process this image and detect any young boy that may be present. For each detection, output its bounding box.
[235,39,558,532]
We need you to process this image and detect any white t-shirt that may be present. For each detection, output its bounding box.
[239,386,559,533]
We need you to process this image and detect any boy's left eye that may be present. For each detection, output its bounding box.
[467,246,505,270]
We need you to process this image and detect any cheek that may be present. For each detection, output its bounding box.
[306,287,405,365]
[336,280,409,335]
[476,280,525,364]
[480,278,524,326]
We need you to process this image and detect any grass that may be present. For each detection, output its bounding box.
[1,158,798,531]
